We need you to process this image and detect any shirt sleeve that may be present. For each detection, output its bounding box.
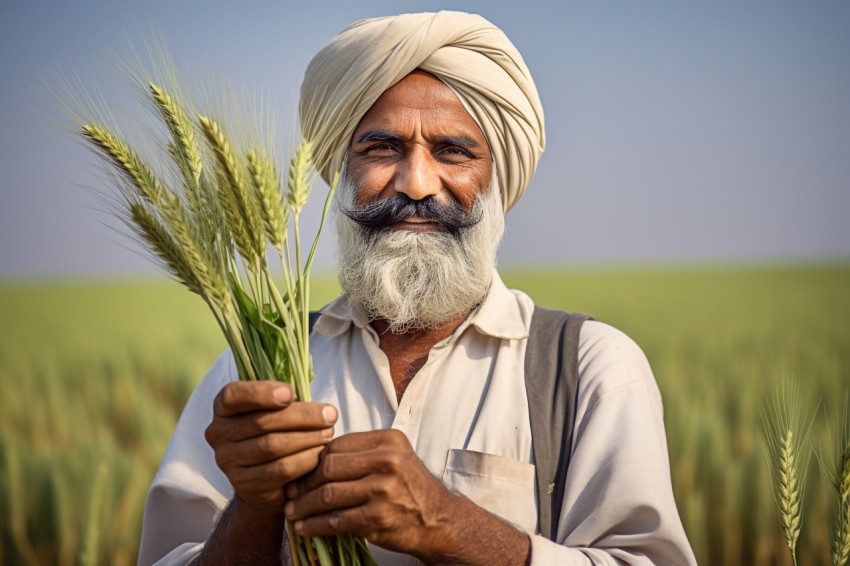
[137,350,237,566]
[529,321,696,566]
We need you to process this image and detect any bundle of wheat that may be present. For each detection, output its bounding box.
[61,50,375,565]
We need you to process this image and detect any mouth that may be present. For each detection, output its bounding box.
[391,217,447,232]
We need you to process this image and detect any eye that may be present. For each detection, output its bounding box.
[367,142,397,154]
[437,145,473,161]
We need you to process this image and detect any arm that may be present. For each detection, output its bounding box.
[528,322,697,565]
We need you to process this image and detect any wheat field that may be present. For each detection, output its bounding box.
[1,265,847,565]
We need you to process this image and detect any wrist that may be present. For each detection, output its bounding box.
[416,492,530,566]
[231,493,288,525]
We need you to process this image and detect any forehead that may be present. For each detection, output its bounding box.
[352,71,489,147]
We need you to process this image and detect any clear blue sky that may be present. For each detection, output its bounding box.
[1,0,848,278]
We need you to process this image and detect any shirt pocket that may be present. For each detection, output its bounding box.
[440,449,537,534]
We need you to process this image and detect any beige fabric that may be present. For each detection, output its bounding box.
[138,274,696,565]
[299,11,545,212]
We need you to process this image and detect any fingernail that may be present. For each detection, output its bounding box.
[322,427,334,440]
[273,386,292,405]
[322,405,338,424]
[284,501,294,517]
[293,520,304,534]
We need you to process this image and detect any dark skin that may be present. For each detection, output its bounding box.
[196,72,530,565]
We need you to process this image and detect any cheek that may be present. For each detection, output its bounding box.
[445,167,492,208]
[349,165,394,202]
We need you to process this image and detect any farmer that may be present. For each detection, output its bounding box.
[139,11,696,566]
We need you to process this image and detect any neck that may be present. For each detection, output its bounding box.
[371,311,470,402]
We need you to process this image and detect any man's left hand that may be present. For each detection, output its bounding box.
[283,429,530,565]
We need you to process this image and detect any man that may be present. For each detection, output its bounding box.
[139,11,696,566]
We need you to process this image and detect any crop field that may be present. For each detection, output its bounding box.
[0,265,847,565]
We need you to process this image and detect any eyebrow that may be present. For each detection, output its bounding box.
[354,129,481,149]
[355,130,402,144]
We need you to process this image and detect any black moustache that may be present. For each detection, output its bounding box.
[341,194,483,238]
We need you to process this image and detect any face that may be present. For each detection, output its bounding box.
[346,70,493,231]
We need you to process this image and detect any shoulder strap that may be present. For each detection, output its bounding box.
[308,311,321,333]
[525,306,592,541]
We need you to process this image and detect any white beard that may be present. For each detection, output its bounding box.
[335,172,504,333]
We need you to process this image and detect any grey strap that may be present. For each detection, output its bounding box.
[525,306,592,541]
[308,311,321,333]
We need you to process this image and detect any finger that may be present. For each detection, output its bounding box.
[290,504,376,538]
[210,403,338,443]
[213,381,293,417]
[320,428,410,454]
[226,428,334,467]
[231,445,326,494]
[284,476,373,521]
[286,451,375,498]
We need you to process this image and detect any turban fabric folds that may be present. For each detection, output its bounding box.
[299,11,545,212]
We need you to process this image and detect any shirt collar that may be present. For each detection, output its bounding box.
[312,269,529,342]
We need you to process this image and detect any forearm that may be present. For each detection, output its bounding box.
[192,495,288,566]
[415,492,530,566]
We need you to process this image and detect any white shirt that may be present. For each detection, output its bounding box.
[138,274,696,566]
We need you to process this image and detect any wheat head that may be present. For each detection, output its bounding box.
[199,115,265,269]
[287,139,315,213]
[776,428,803,551]
[149,83,203,186]
[762,382,813,566]
[82,124,178,211]
[247,149,288,249]
[832,397,850,566]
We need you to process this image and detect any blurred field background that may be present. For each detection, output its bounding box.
[1,265,847,565]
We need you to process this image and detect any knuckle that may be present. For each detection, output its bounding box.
[319,484,335,506]
[204,423,218,445]
[220,382,240,406]
[254,412,276,434]
[256,433,275,455]
[384,452,405,473]
[328,511,342,531]
[275,458,293,481]
[373,511,392,530]
[320,453,336,477]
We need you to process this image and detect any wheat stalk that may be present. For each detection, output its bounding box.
[762,381,814,566]
[825,392,850,566]
[835,448,850,566]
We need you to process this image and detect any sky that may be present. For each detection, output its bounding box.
[1,0,848,279]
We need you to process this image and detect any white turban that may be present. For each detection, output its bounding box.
[299,11,545,212]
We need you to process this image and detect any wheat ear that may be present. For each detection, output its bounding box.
[129,204,201,293]
[762,382,813,566]
[287,139,315,213]
[831,393,850,566]
[199,115,265,269]
[149,83,202,186]
[81,124,176,209]
[247,148,288,249]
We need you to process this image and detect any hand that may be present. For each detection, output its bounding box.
[283,429,458,557]
[204,381,338,515]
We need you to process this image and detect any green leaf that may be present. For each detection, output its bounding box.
[229,273,260,328]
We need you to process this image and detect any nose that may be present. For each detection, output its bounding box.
[393,147,441,201]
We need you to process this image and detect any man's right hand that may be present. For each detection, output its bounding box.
[204,381,338,514]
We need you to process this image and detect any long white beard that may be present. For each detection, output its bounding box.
[336,173,504,333]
